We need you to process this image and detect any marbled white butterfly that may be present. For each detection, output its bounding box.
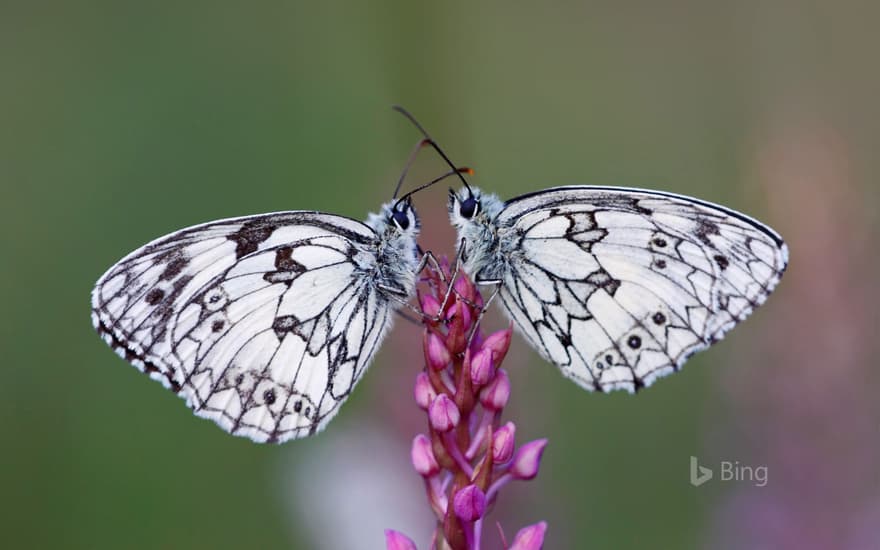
[448,184,788,393]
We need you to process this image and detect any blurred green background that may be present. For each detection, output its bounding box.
[3,1,878,548]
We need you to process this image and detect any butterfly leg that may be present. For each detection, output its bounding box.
[377,284,431,320]
[377,251,460,323]
[414,249,458,323]
[409,244,497,340]
[393,308,426,326]
[427,238,478,315]
[417,242,498,340]
[414,248,446,282]
[465,277,503,347]
[445,239,495,313]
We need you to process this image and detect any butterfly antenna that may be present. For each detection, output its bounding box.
[392,105,474,196]
[395,167,474,209]
[392,138,431,200]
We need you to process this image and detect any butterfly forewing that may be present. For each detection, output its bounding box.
[455,186,788,393]
[92,211,410,443]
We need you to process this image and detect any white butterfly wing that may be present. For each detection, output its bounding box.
[92,212,400,442]
[486,186,787,393]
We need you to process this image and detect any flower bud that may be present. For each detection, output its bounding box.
[453,273,475,302]
[444,301,457,322]
[509,521,548,550]
[420,293,441,318]
[452,484,486,522]
[384,529,418,550]
[492,422,516,463]
[510,439,548,480]
[425,332,450,370]
[429,394,460,432]
[411,434,440,476]
[413,372,436,410]
[481,325,512,365]
[479,369,511,411]
[444,303,468,354]
[469,348,495,387]
[458,301,473,332]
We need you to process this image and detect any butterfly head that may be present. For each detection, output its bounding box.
[368,197,420,239]
[447,186,507,278]
[448,187,503,228]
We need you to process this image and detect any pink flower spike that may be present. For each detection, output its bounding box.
[429,394,460,432]
[479,368,511,411]
[509,521,548,550]
[425,332,451,370]
[453,484,487,522]
[492,422,516,463]
[469,348,495,387]
[411,434,440,477]
[412,260,550,549]
[413,372,436,410]
[420,293,441,318]
[510,439,548,480]
[385,529,418,550]
[481,325,513,365]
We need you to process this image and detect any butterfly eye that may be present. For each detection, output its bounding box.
[390,209,410,230]
[459,197,480,219]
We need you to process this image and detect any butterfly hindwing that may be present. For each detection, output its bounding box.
[453,186,788,393]
[92,211,408,443]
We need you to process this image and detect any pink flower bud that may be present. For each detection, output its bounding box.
[458,301,473,332]
[472,287,485,310]
[413,372,436,410]
[444,304,468,354]
[411,434,440,477]
[425,332,450,370]
[469,348,495,386]
[509,521,548,550]
[492,422,516,463]
[384,529,418,550]
[429,394,460,432]
[481,325,512,365]
[510,439,548,480]
[453,273,475,302]
[420,293,441,318]
[479,369,511,411]
[452,484,486,522]
[444,302,458,322]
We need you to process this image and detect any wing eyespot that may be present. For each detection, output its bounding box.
[263,389,276,405]
[627,335,642,349]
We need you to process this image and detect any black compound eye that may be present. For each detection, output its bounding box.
[459,197,479,219]
[391,209,410,230]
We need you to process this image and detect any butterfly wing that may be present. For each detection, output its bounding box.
[92,212,400,442]
[487,186,787,393]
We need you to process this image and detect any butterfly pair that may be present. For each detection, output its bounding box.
[91,114,788,444]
